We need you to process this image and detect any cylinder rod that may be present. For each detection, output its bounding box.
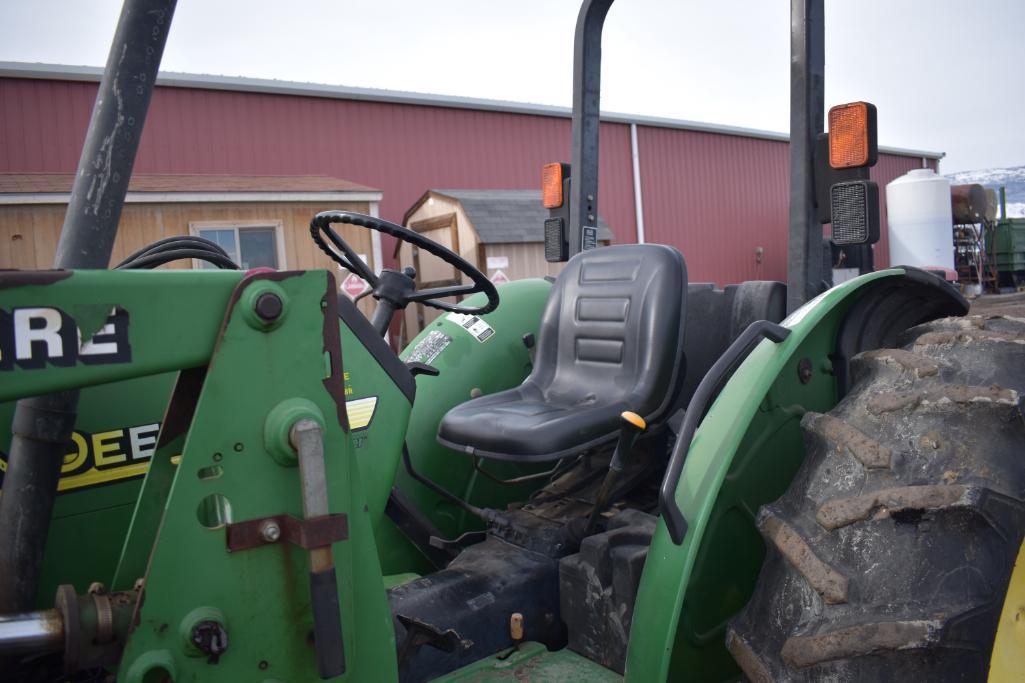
[0,609,63,656]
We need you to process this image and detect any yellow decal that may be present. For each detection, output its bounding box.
[345,396,378,431]
[1,421,163,494]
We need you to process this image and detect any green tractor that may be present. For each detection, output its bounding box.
[1,1,1023,681]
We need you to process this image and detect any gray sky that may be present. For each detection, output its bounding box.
[1,0,1022,173]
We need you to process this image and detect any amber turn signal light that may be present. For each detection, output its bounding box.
[542,162,564,208]
[828,101,878,169]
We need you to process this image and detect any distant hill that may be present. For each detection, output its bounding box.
[945,165,1025,217]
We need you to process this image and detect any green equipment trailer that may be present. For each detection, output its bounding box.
[0,1,1023,682]
[990,216,1025,289]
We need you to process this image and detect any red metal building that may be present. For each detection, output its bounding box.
[0,63,940,285]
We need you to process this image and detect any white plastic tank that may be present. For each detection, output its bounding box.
[885,169,954,270]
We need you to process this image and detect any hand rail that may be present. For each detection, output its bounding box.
[659,320,791,545]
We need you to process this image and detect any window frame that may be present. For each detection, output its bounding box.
[188,220,288,270]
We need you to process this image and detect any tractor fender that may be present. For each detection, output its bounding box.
[625,268,967,682]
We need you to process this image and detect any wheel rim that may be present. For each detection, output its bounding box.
[989,536,1025,682]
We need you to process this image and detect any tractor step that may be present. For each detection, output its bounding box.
[436,641,621,682]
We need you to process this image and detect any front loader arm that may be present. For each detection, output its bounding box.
[1,268,398,681]
[0,270,244,402]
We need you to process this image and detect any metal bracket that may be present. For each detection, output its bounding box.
[225,513,348,552]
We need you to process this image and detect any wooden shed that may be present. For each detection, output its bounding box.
[0,173,384,318]
[398,189,613,343]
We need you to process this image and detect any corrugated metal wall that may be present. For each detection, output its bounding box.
[637,126,790,284]
[0,77,935,285]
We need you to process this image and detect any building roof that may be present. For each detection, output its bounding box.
[0,172,381,204]
[0,62,944,160]
[0,172,376,193]
[420,189,614,244]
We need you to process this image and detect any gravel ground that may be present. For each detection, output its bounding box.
[968,291,1025,318]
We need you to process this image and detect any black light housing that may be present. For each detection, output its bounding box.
[830,180,880,245]
[544,217,568,261]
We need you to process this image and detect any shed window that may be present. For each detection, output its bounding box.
[191,222,285,269]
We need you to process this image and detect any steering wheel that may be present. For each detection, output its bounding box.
[310,211,500,334]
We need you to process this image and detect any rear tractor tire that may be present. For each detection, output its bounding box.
[727,313,1025,681]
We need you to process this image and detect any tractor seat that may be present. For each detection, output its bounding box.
[437,244,687,462]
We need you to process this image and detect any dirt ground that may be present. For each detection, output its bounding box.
[968,291,1025,318]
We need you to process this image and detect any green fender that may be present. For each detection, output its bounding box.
[393,278,553,555]
[626,268,967,682]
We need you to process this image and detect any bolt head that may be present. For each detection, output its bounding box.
[260,520,282,543]
[797,357,813,384]
[254,292,283,322]
[191,620,229,656]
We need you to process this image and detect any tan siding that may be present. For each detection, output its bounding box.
[2,206,45,267]
[0,199,378,317]
[482,242,567,281]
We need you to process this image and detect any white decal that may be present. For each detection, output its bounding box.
[14,308,64,361]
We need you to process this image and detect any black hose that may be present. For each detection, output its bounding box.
[117,248,239,270]
[115,236,239,270]
[116,235,230,264]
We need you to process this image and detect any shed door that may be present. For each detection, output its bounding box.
[403,212,462,342]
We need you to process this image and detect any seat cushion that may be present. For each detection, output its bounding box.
[437,384,628,462]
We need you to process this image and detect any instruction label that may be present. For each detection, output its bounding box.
[581,226,598,251]
[407,329,452,364]
[446,312,495,343]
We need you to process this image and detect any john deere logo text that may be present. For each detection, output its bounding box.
[0,421,160,493]
[0,306,131,370]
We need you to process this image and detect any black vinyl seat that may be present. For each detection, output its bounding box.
[437,244,687,462]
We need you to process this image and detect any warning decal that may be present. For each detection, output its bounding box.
[345,396,378,431]
[446,312,495,343]
[407,329,452,364]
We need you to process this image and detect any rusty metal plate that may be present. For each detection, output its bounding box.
[225,513,348,552]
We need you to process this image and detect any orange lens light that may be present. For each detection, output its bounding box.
[542,162,564,208]
[828,102,874,169]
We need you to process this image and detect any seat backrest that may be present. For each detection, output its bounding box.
[527,244,687,423]
[680,280,786,406]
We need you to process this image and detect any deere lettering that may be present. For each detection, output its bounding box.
[0,306,131,370]
[0,421,161,493]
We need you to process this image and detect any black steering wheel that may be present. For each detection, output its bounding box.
[310,211,500,334]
